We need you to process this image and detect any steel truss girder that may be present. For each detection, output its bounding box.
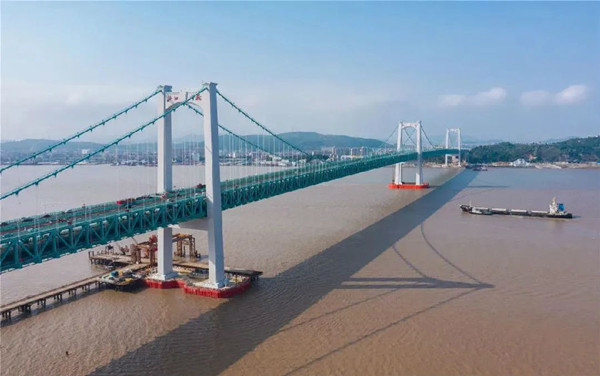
[0,149,457,272]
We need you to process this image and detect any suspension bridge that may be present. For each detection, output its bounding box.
[0,83,462,291]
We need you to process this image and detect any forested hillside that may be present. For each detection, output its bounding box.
[468,136,600,163]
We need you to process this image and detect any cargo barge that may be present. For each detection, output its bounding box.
[460,198,573,219]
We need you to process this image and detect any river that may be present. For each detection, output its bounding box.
[1,166,598,376]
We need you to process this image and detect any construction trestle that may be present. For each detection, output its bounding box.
[0,264,147,321]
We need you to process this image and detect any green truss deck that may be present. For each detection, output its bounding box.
[0,149,458,272]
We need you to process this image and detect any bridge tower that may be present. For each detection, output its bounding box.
[444,128,462,167]
[389,121,429,190]
[200,83,227,288]
[156,85,177,280]
[154,83,227,288]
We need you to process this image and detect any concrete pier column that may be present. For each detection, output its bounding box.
[158,85,173,193]
[445,128,450,167]
[416,121,422,185]
[457,128,462,166]
[157,227,175,278]
[393,122,403,185]
[156,85,176,280]
[201,82,227,288]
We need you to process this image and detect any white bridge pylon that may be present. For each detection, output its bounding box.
[155,83,227,289]
[445,128,462,167]
[389,121,429,190]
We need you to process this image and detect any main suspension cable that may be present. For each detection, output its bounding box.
[380,126,398,151]
[215,90,310,157]
[0,88,161,174]
[184,104,278,161]
[1,88,206,201]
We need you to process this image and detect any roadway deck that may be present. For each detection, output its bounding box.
[1,149,460,273]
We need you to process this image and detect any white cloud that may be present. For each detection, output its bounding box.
[520,90,553,106]
[212,79,408,136]
[1,80,409,141]
[1,82,157,141]
[233,80,405,112]
[439,87,507,107]
[555,84,588,105]
[439,94,466,107]
[3,82,151,107]
[520,84,589,106]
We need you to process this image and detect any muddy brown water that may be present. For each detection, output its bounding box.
[1,166,598,376]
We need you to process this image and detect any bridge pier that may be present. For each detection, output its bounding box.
[157,228,176,279]
[415,121,423,185]
[389,121,429,190]
[156,85,177,280]
[393,122,403,185]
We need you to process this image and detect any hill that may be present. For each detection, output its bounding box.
[1,132,390,155]
[274,132,389,150]
[177,132,390,151]
[468,136,600,163]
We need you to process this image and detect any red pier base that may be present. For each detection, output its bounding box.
[142,279,183,289]
[142,277,252,298]
[388,182,430,190]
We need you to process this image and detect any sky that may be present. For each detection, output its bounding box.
[1,1,599,143]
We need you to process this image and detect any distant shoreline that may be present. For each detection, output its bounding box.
[423,162,600,169]
[2,162,599,169]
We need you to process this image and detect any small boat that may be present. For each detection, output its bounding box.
[98,269,142,290]
[460,198,572,219]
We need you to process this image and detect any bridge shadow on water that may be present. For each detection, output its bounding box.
[92,171,492,376]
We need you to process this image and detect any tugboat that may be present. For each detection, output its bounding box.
[460,197,572,219]
[470,206,492,215]
[544,197,573,218]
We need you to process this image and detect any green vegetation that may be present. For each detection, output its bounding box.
[468,136,600,163]
[275,132,389,149]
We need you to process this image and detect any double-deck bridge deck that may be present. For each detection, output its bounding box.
[0,149,456,272]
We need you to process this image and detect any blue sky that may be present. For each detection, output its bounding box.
[1,2,599,143]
